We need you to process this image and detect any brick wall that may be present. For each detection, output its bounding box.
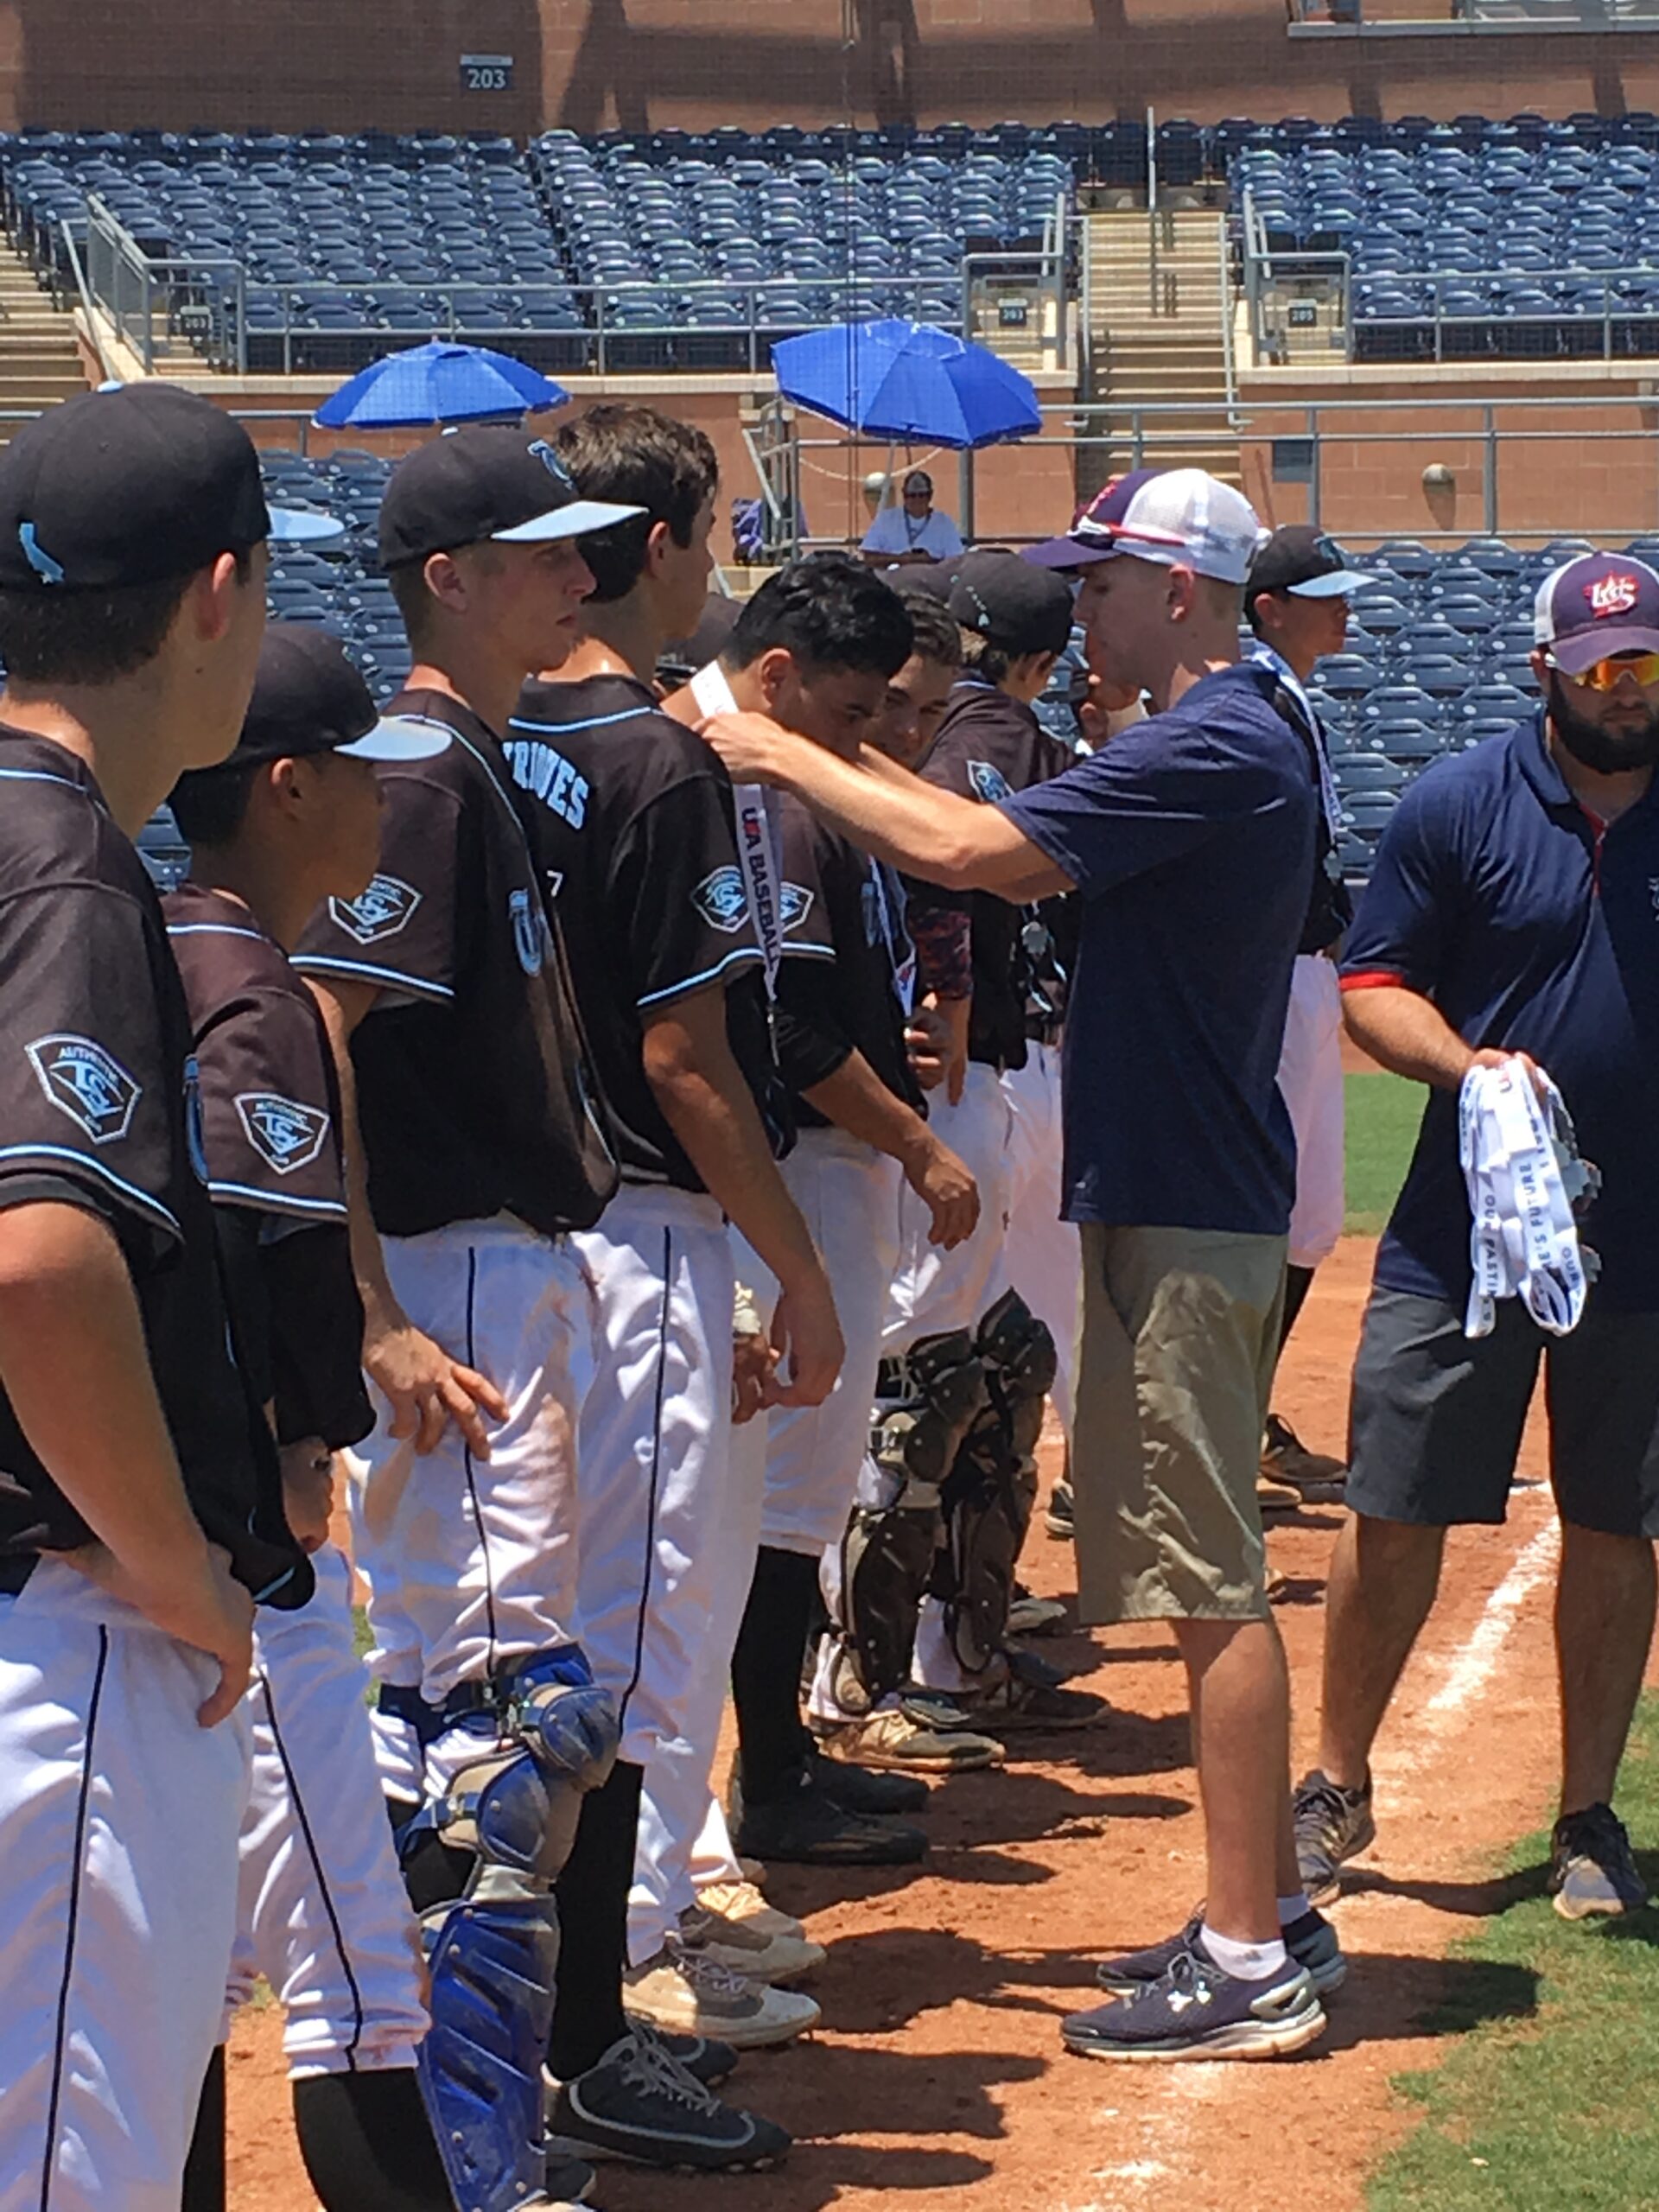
[10,0,1659,137]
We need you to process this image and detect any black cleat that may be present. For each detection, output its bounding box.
[731,1763,928,1866]
[547,2030,790,2173]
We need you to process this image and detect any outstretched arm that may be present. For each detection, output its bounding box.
[700,713,1073,901]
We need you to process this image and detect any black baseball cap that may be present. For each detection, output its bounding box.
[378,424,643,569]
[947,550,1074,659]
[659,591,741,683]
[0,383,340,594]
[192,625,452,777]
[1246,526,1377,603]
[887,558,962,605]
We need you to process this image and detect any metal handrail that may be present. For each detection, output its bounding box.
[59,218,115,383]
[1218,216,1240,427]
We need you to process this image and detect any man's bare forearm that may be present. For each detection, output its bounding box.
[1341,982,1478,1091]
[802,1051,933,1172]
[0,1202,209,1573]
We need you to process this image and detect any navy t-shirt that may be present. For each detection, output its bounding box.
[1342,713,1659,1312]
[1002,661,1317,1235]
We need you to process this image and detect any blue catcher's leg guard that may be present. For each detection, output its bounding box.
[413,1657,619,2212]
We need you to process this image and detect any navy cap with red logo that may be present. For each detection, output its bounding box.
[0,383,340,594]
[1025,467,1267,584]
[1533,552,1659,674]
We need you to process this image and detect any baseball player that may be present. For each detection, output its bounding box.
[1245,526,1378,1501]
[505,407,837,2088]
[0,385,318,2209]
[823,551,1096,1748]
[664,554,994,1864]
[296,428,789,2188]
[166,626,464,2211]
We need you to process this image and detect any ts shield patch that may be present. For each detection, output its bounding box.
[26,1034,141,1144]
[509,887,545,975]
[779,882,814,931]
[235,1092,332,1176]
[328,874,422,947]
[691,865,750,934]
[968,759,1014,804]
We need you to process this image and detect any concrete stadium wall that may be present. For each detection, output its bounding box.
[9,0,1659,137]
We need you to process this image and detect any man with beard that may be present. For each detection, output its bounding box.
[1294,552,1659,1923]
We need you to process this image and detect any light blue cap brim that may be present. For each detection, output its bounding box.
[1287,568,1378,598]
[268,506,346,544]
[338,714,453,762]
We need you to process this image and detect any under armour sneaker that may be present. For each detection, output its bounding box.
[1262,1414,1348,1502]
[1096,1909,1346,1998]
[1007,1586,1068,1637]
[547,2029,791,2172]
[1063,1938,1325,2063]
[812,1706,1004,1774]
[1549,1802,1651,1921]
[731,1763,929,1867]
[808,1739,932,1814]
[623,1942,819,2049]
[678,1897,826,1986]
[1045,1477,1075,1541]
[1294,1768,1377,1905]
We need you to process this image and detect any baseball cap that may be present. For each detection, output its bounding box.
[1247,525,1377,602]
[947,550,1074,659]
[1533,552,1659,674]
[887,557,962,605]
[201,625,452,772]
[0,382,341,594]
[1025,467,1268,585]
[378,424,643,569]
[658,591,742,684]
[903,470,934,496]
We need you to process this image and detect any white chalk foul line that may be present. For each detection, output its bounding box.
[1376,1510,1561,1785]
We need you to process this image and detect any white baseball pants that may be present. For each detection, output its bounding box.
[1001,1041,1082,1435]
[0,1561,251,2212]
[346,1217,586,1710]
[1281,954,1345,1272]
[225,1546,428,2078]
[883,1061,1013,1352]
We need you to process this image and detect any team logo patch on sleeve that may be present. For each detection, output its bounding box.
[235,1092,332,1175]
[779,882,814,931]
[969,759,1014,804]
[691,865,751,933]
[25,1034,141,1143]
[328,874,422,946]
[509,887,546,975]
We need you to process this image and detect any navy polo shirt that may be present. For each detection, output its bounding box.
[1343,712,1659,1312]
[1001,661,1318,1235]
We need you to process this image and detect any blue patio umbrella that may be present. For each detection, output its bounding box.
[770,318,1040,449]
[314,340,569,430]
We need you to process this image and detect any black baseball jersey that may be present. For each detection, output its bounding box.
[292,688,618,1243]
[164,884,372,1454]
[0,733,310,1606]
[775,795,924,1131]
[911,677,1069,1071]
[507,672,784,1191]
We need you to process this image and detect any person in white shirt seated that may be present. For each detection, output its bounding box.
[861,470,964,567]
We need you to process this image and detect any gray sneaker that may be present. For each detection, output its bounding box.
[546,2029,790,2173]
[1096,1907,1345,1998]
[1294,1768,1376,1905]
[1550,1802,1650,1921]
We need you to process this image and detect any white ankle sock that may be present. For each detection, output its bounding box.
[1278,1893,1313,1926]
[1199,1924,1289,1982]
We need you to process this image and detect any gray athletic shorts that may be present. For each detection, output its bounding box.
[1347,1286,1659,1538]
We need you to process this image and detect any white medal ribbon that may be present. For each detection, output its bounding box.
[1458,1058,1599,1339]
[691,659,785,1003]
[1250,643,1344,849]
[868,859,917,1018]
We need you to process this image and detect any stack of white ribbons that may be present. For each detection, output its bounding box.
[1458,1057,1599,1340]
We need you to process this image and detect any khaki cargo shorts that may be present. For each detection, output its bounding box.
[1071,1224,1287,1625]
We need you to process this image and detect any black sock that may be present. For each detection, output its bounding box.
[546,1754,644,2081]
[1279,1264,1315,1355]
[292,2070,453,2211]
[181,2045,226,2212]
[731,1544,818,1804]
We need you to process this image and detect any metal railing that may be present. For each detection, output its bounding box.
[1288,0,1659,27]
[64,190,1075,381]
[58,218,114,383]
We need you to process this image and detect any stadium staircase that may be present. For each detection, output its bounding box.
[0,238,90,430]
[1080,207,1241,499]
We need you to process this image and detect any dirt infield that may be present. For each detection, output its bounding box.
[226,1236,1572,2212]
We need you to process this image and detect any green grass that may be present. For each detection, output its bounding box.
[1369,1700,1659,2212]
[1345,1070,1424,1236]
